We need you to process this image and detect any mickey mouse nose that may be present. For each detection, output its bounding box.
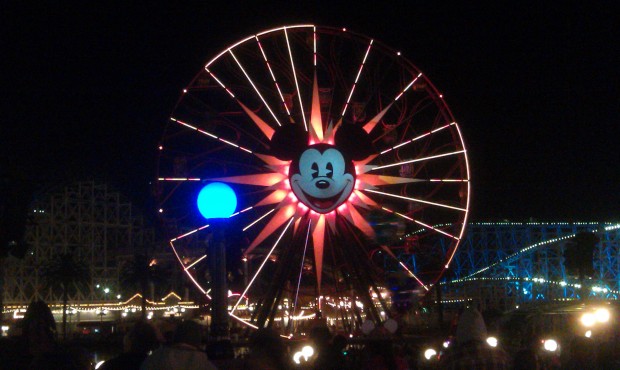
[315,180,330,189]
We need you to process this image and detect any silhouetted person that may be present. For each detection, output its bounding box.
[564,336,596,370]
[439,307,511,369]
[100,320,160,370]
[240,328,290,370]
[310,326,346,370]
[14,300,87,370]
[140,320,216,370]
[512,335,541,370]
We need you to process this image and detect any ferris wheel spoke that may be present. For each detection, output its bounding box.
[157,177,202,182]
[380,206,460,240]
[243,208,276,232]
[368,150,467,171]
[209,173,287,187]
[184,254,207,271]
[356,174,423,186]
[170,224,210,242]
[378,122,457,156]
[203,66,280,138]
[363,188,467,212]
[246,204,297,254]
[341,38,374,118]
[429,179,469,182]
[379,245,429,290]
[231,216,295,314]
[169,241,209,297]
[255,35,293,118]
[229,49,283,127]
[170,117,253,153]
[362,73,422,134]
[284,27,308,131]
[292,220,312,330]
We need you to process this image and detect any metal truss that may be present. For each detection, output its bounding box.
[384,222,620,311]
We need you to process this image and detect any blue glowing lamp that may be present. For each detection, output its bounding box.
[197,182,237,219]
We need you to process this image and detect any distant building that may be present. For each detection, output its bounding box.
[2,181,191,326]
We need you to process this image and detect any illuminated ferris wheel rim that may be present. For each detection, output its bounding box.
[160,24,471,331]
[177,22,471,259]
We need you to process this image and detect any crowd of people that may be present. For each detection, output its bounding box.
[1,300,619,369]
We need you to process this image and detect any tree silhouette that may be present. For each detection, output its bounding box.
[564,231,600,299]
[41,252,90,340]
[121,254,165,319]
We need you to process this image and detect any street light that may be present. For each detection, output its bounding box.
[197,182,237,340]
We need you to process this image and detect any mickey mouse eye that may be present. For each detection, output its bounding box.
[326,162,333,178]
[311,162,319,178]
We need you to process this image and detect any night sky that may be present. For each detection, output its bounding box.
[3,2,619,222]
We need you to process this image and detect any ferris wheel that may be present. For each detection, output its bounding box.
[156,25,470,332]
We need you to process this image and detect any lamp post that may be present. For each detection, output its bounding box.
[197,182,237,340]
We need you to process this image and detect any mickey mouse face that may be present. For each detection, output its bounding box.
[290,145,355,214]
[270,123,375,215]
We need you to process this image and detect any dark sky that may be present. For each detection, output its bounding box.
[2,2,619,222]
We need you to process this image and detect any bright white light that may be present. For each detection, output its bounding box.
[543,339,558,352]
[103,288,110,294]
[443,340,450,348]
[116,294,121,299]
[95,361,105,369]
[424,348,437,360]
[293,351,303,364]
[585,330,592,338]
[486,337,498,347]
[581,313,596,327]
[595,308,610,323]
[301,345,314,358]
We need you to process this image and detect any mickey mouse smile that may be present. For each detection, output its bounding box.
[293,179,353,212]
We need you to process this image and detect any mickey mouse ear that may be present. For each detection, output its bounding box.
[335,124,376,160]
[270,124,307,160]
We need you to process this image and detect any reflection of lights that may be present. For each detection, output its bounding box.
[301,345,314,358]
[595,308,610,323]
[585,330,592,338]
[543,339,558,352]
[13,309,26,319]
[293,346,314,365]
[95,361,105,369]
[486,337,498,347]
[581,313,596,327]
[424,348,437,360]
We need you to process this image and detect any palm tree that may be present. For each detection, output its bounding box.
[564,231,600,299]
[121,254,164,319]
[41,252,90,340]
